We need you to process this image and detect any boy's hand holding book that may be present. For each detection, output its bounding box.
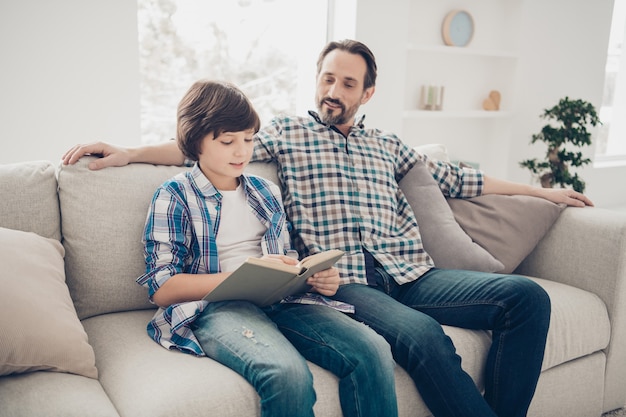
[260,254,340,296]
[203,249,344,306]
[306,267,340,296]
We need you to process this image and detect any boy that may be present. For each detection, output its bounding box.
[138,80,397,417]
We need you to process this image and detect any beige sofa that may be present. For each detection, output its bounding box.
[1,154,625,417]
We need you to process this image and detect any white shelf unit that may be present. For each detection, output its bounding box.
[403,109,513,119]
[401,0,523,177]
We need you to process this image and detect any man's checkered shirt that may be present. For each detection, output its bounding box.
[253,111,484,286]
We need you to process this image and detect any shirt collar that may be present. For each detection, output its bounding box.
[190,162,256,199]
[190,163,216,197]
[308,110,367,130]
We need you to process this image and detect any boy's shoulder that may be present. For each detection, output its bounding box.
[243,173,279,191]
[163,170,192,187]
[156,171,195,197]
[242,174,283,204]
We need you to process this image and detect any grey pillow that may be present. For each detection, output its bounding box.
[0,227,97,378]
[447,195,565,273]
[399,161,504,272]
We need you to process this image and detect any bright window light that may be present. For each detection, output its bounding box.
[596,0,626,164]
[138,0,329,144]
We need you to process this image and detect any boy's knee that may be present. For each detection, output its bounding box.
[272,360,313,387]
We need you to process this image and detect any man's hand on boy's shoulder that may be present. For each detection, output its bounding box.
[62,141,132,170]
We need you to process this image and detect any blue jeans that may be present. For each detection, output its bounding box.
[264,301,398,417]
[192,301,315,417]
[193,300,398,417]
[332,267,551,417]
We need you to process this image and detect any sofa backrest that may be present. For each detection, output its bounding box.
[57,157,279,320]
[0,161,61,240]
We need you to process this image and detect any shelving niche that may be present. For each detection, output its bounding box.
[401,0,523,177]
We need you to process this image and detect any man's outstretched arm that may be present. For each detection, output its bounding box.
[62,140,184,170]
[482,175,594,207]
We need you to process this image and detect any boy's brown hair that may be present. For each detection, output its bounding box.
[176,80,261,161]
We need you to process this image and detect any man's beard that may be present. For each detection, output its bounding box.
[318,97,358,126]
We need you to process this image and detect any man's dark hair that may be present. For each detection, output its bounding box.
[316,39,378,90]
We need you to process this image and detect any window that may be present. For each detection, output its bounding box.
[596,0,626,165]
[137,0,329,144]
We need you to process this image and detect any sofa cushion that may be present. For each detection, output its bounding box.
[82,272,609,417]
[0,160,61,240]
[530,277,610,371]
[0,371,119,417]
[82,310,434,417]
[447,195,565,273]
[0,227,97,379]
[57,158,191,320]
[399,160,505,272]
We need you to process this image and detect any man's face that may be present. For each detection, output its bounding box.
[315,49,374,128]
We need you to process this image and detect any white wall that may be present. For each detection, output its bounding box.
[0,0,140,165]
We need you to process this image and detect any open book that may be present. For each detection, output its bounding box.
[203,249,345,307]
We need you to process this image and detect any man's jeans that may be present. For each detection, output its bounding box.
[193,300,398,417]
[333,267,551,417]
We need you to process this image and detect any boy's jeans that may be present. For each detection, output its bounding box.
[192,301,315,417]
[194,299,398,417]
[333,267,551,417]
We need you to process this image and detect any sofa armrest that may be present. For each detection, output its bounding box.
[515,207,626,411]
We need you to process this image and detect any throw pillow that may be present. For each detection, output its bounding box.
[447,195,566,273]
[414,143,450,162]
[399,161,505,272]
[0,227,98,379]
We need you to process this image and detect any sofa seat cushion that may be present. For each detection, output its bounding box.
[81,274,608,416]
[83,310,458,416]
[0,371,119,417]
[83,310,324,417]
[81,310,492,417]
[530,277,610,371]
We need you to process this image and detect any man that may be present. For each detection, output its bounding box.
[63,40,593,417]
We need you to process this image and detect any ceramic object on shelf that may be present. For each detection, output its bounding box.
[442,10,474,47]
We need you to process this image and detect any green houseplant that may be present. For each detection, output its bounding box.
[520,97,600,193]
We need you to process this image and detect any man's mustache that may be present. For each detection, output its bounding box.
[322,97,345,110]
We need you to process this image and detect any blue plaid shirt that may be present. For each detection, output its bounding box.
[138,164,294,355]
[253,111,484,285]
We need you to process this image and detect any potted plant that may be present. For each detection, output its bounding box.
[520,97,600,193]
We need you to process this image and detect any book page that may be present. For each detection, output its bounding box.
[299,249,345,269]
[245,256,303,274]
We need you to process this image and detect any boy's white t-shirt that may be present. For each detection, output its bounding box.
[216,185,266,272]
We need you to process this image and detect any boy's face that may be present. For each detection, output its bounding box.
[197,129,255,190]
[315,49,374,128]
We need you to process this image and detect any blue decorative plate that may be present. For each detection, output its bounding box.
[442,10,474,47]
